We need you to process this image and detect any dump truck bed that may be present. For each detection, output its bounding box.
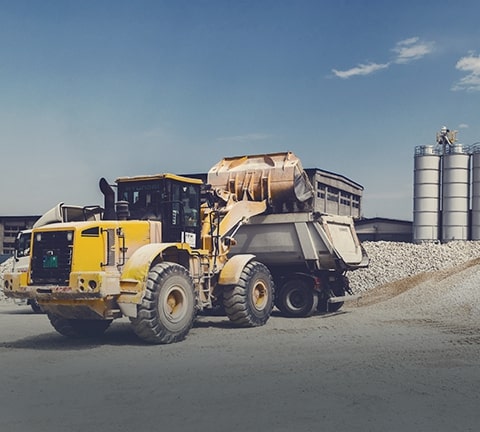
[230,212,368,271]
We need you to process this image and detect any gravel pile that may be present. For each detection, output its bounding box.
[0,257,13,303]
[348,240,480,293]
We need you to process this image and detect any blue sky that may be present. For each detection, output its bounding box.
[1,0,480,220]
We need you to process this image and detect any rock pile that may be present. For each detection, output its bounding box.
[348,240,480,293]
[0,257,13,302]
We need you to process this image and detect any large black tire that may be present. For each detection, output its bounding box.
[28,299,43,314]
[47,313,112,338]
[276,278,318,318]
[131,262,196,344]
[222,261,274,327]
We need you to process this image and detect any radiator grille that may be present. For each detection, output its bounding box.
[31,230,74,284]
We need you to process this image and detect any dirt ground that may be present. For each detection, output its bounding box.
[1,262,480,432]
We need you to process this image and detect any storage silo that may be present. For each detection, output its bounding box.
[441,144,470,242]
[413,145,441,243]
[470,144,480,239]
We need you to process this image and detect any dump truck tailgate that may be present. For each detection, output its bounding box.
[230,212,368,271]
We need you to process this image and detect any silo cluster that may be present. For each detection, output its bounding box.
[413,133,480,243]
[471,144,480,239]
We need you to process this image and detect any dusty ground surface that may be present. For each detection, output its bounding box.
[1,260,480,432]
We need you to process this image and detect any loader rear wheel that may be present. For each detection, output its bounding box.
[47,314,112,338]
[29,299,43,314]
[223,261,274,327]
[276,279,318,318]
[131,262,196,344]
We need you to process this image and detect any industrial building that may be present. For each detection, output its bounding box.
[355,218,413,243]
[0,214,40,262]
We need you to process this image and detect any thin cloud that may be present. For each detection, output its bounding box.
[332,36,434,79]
[452,54,480,92]
[332,62,389,79]
[392,37,434,64]
[216,133,272,143]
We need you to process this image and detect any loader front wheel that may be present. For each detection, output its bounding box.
[276,279,318,318]
[131,262,196,344]
[47,314,112,338]
[223,261,274,327]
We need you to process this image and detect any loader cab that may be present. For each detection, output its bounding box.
[116,174,203,248]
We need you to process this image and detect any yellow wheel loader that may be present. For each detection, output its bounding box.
[3,173,275,344]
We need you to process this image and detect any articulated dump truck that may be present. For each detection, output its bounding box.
[208,152,369,317]
[3,151,368,344]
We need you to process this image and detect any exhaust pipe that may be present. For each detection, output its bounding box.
[99,178,116,220]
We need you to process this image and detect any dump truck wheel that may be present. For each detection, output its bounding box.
[131,262,196,344]
[276,279,318,318]
[47,314,112,338]
[222,261,274,327]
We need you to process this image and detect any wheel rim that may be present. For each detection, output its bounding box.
[162,285,188,323]
[286,289,306,311]
[252,280,268,311]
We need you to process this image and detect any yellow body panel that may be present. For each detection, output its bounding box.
[218,254,255,285]
[3,271,30,299]
[5,220,167,317]
[66,219,155,270]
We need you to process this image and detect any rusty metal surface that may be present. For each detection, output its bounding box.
[208,152,314,212]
